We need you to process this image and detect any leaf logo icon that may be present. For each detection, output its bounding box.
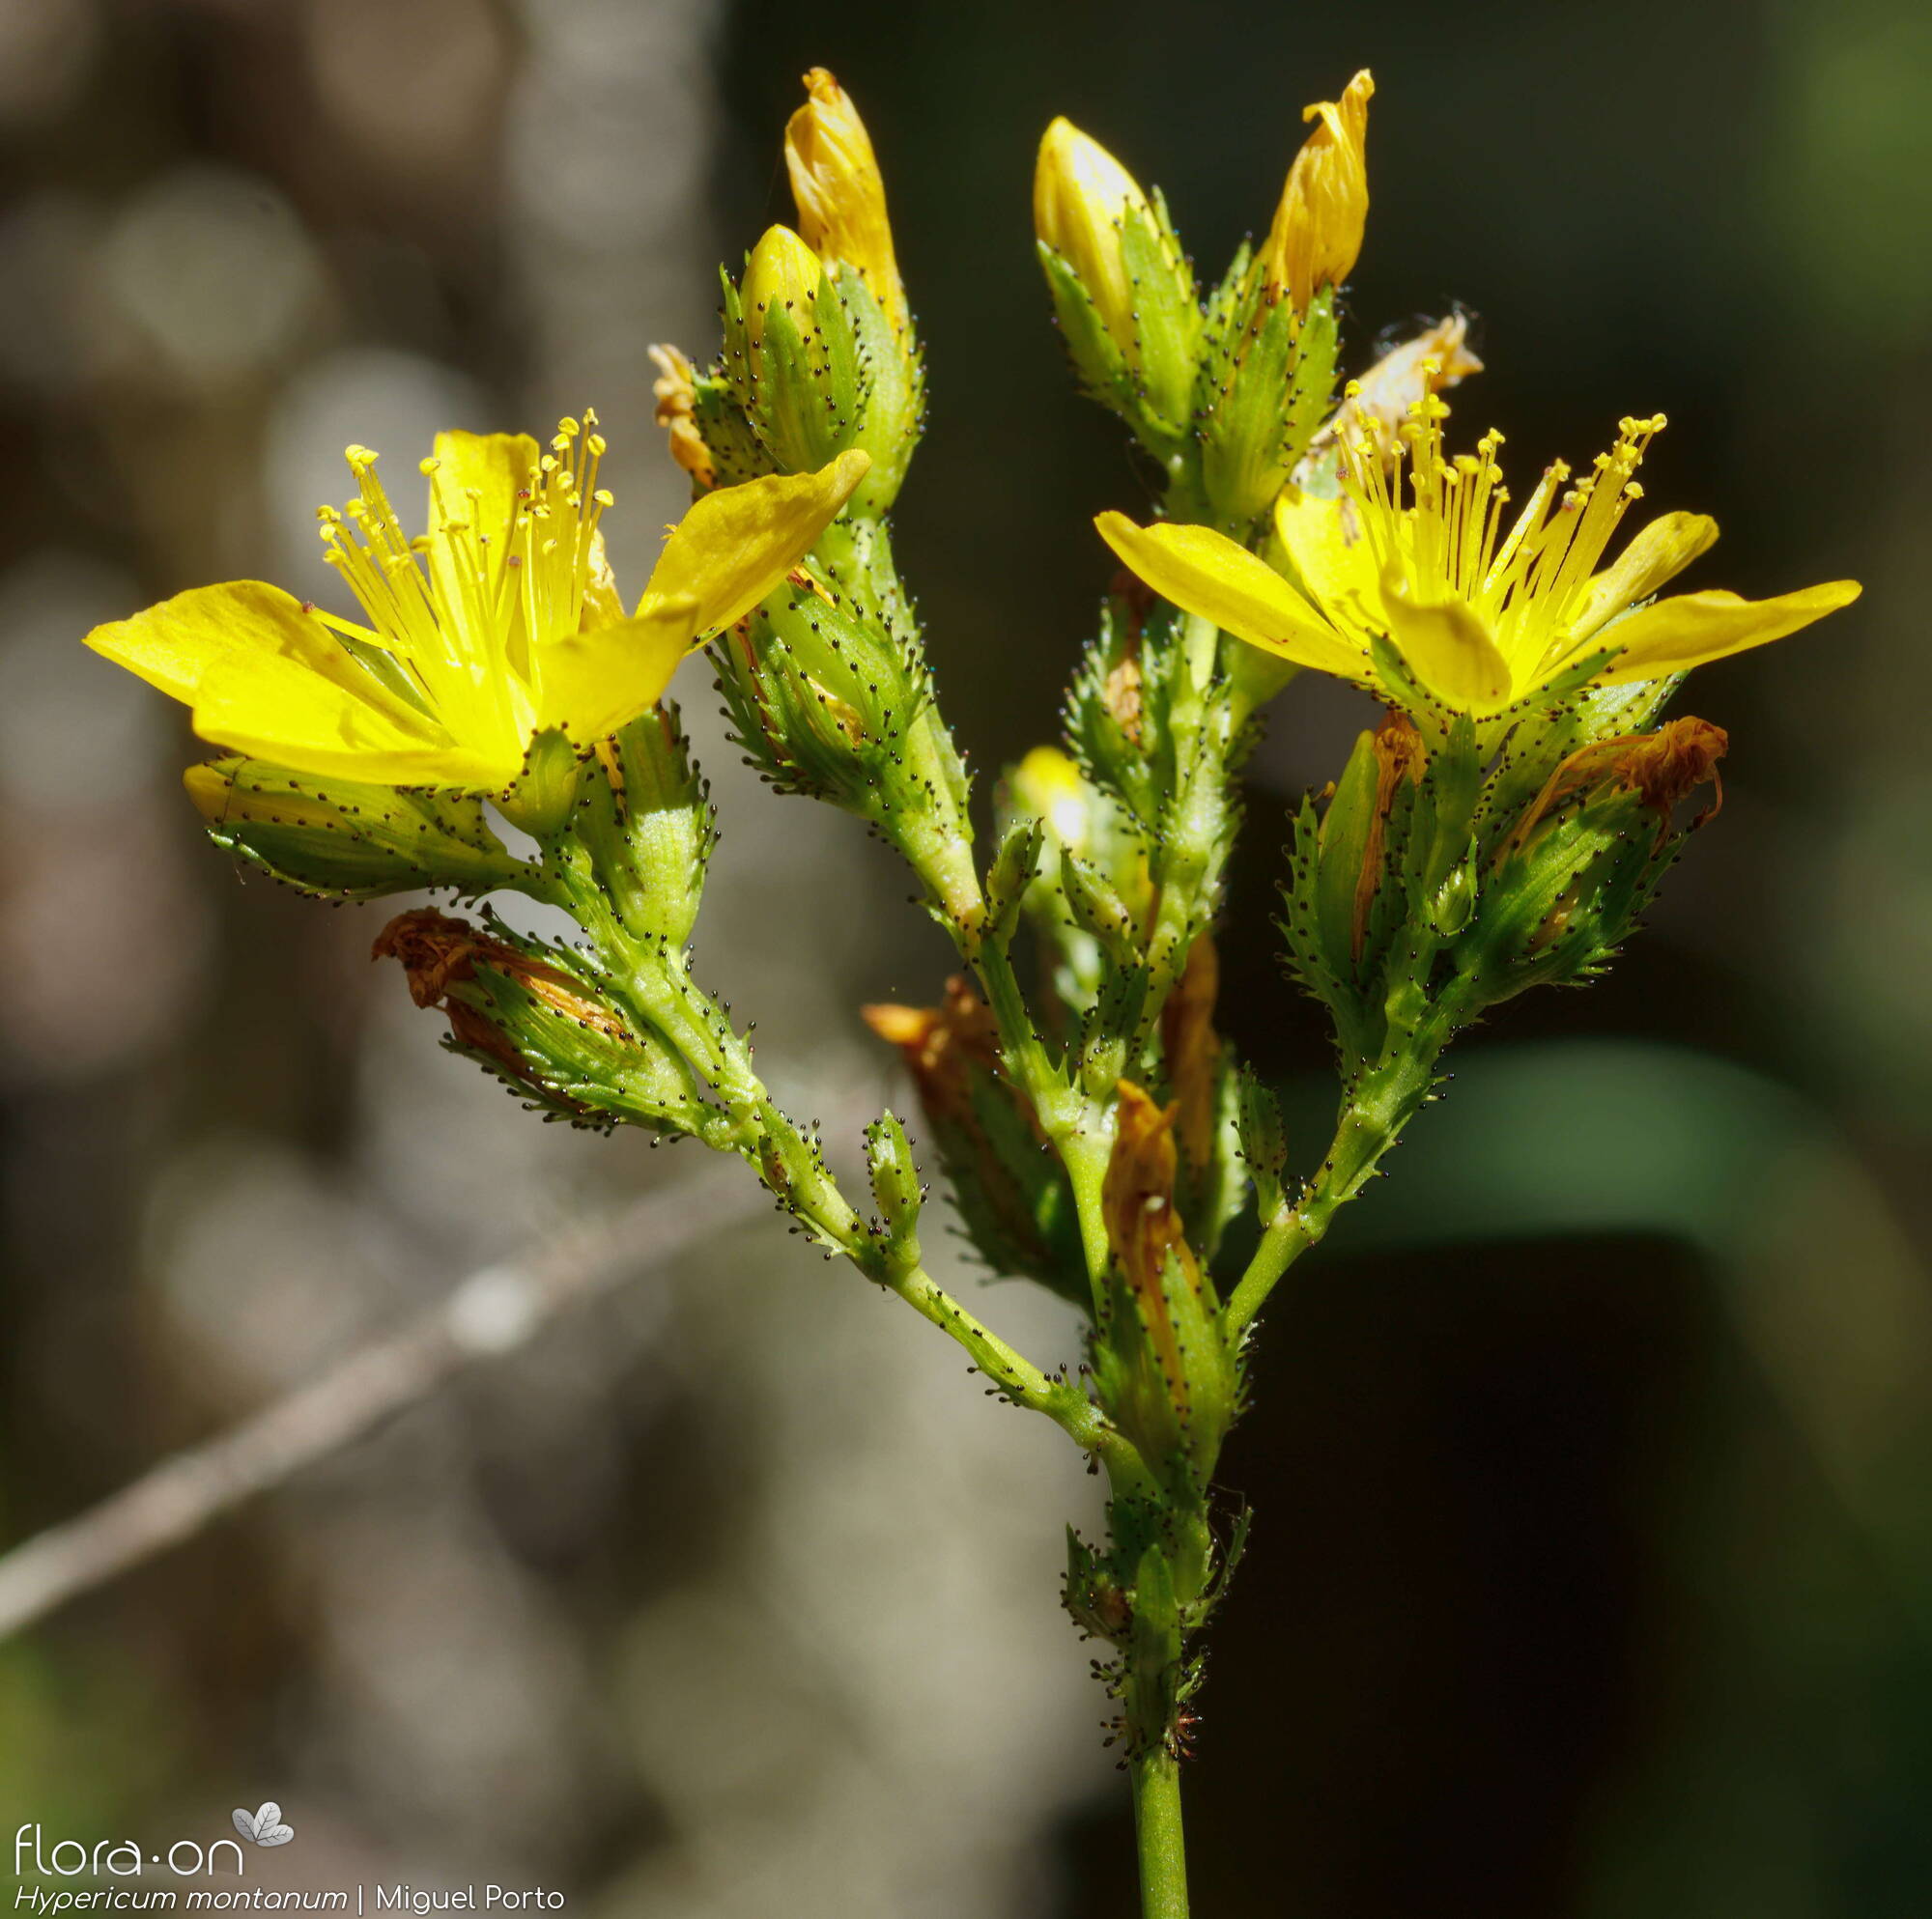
[231,1803,296,1848]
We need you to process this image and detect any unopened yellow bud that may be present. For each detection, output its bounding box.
[1034,117,1151,361]
[743,224,824,353]
[1009,745,1092,851]
[784,67,907,335]
[1260,69,1374,311]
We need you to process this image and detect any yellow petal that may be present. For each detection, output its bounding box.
[1591,580,1862,687]
[87,579,515,785]
[1094,512,1368,680]
[1566,511,1719,641]
[85,580,424,725]
[534,597,700,742]
[430,431,539,545]
[426,430,540,613]
[1272,485,1382,609]
[639,450,869,634]
[192,647,512,788]
[1380,574,1513,712]
[581,525,626,631]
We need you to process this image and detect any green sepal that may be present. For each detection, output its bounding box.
[826,267,923,512]
[191,758,534,903]
[1235,1070,1290,1226]
[984,818,1046,947]
[698,268,782,486]
[1277,788,1377,1068]
[1093,1244,1240,1498]
[1038,239,1133,409]
[1116,193,1201,439]
[565,704,714,948]
[1171,1044,1246,1266]
[496,727,584,838]
[1198,282,1339,534]
[1313,726,1379,983]
[749,290,844,476]
[1058,845,1141,970]
[863,1110,924,1278]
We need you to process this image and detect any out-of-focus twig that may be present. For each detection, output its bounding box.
[0,1159,763,1641]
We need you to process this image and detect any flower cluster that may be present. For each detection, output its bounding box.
[79,60,1864,1914]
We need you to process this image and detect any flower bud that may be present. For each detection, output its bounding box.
[726,212,921,513]
[568,708,714,950]
[743,223,825,357]
[1259,70,1374,312]
[1309,710,1424,976]
[1035,118,1199,438]
[185,758,530,902]
[1035,119,1149,362]
[784,67,907,336]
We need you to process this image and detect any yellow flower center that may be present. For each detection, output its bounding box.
[309,413,614,765]
[1337,376,1666,691]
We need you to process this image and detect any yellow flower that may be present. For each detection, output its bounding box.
[784,66,907,335]
[1259,70,1374,312]
[86,415,868,791]
[1034,117,1151,362]
[1097,386,1860,717]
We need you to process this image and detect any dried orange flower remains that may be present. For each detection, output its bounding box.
[81,62,1862,1919]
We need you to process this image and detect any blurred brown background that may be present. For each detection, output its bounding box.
[3,0,1930,1913]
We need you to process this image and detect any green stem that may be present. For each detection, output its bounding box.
[1224,990,1467,1339]
[1131,1748,1190,1919]
[882,1261,1130,1465]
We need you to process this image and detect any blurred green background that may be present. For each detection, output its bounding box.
[2,0,1929,1913]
